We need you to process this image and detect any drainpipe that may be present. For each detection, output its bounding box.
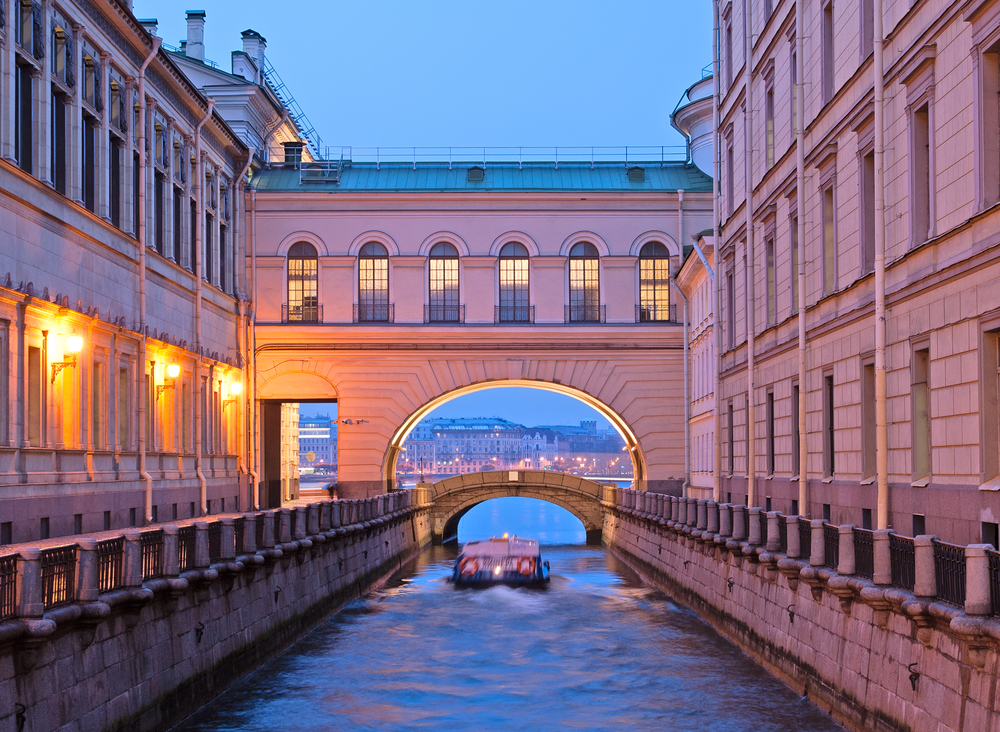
[194,100,215,516]
[677,190,690,495]
[743,0,756,508]
[712,0,723,503]
[796,5,808,516]
[234,148,255,498]
[874,0,888,528]
[137,37,161,525]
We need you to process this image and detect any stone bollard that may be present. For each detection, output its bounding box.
[220,518,237,562]
[16,549,44,618]
[162,525,180,576]
[677,497,687,526]
[307,504,319,536]
[193,522,211,569]
[697,500,708,530]
[913,535,938,598]
[665,496,675,523]
[810,519,825,567]
[330,502,342,529]
[76,538,100,602]
[122,530,144,587]
[294,507,308,540]
[965,544,993,616]
[243,515,258,554]
[748,507,763,546]
[707,501,719,534]
[261,511,276,548]
[838,525,857,576]
[719,504,732,538]
[732,505,747,541]
[872,529,892,585]
[786,516,801,558]
[278,510,292,544]
[766,512,781,552]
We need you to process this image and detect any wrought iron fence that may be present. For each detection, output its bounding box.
[777,514,788,553]
[40,546,76,609]
[853,528,874,580]
[281,302,323,323]
[495,305,535,323]
[989,550,1000,616]
[725,505,734,535]
[96,537,125,592]
[823,523,839,569]
[933,539,966,607]
[0,555,16,621]
[141,530,164,579]
[424,304,465,323]
[208,522,222,564]
[889,534,915,590]
[798,518,812,560]
[255,513,266,548]
[635,304,678,323]
[757,511,768,547]
[353,302,394,323]
[234,517,246,555]
[178,526,196,572]
[710,502,720,534]
[565,304,606,323]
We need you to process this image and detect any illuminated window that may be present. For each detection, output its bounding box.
[568,242,600,322]
[287,242,319,322]
[358,242,389,322]
[638,241,670,322]
[428,242,460,322]
[498,242,530,322]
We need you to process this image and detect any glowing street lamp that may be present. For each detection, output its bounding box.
[157,363,182,400]
[51,334,83,382]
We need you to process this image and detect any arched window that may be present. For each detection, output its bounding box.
[568,242,600,322]
[498,242,530,323]
[638,241,671,322]
[358,241,389,322]
[287,242,319,322]
[428,242,460,322]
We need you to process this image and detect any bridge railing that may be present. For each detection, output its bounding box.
[610,487,1000,617]
[0,488,435,626]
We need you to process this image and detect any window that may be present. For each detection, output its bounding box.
[791,381,801,477]
[638,241,670,322]
[978,41,1000,209]
[15,61,33,173]
[27,345,41,447]
[428,242,461,322]
[82,46,102,111]
[155,173,166,255]
[765,83,775,169]
[51,88,68,194]
[822,0,835,104]
[118,364,130,450]
[724,11,733,91]
[821,184,836,294]
[766,390,775,476]
[498,242,530,323]
[860,151,875,274]
[726,266,736,350]
[568,242,600,322]
[173,187,183,262]
[912,347,931,482]
[205,214,215,284]
[765,234,776,325]
[862,360,876,479]
[790,212,799,314]
[82,114,97,212]
[287,242,319,322]
[725,132,735,216]
[764,0,773,21]
[92,361,103,450]
[358,241,390,322]
[727,401,735,475]
[860,0,874,59]
[910,103,932,246]
[0,325,6,444]
[133,152,141,237]
[109,138,123,228]
[823,373,835,477]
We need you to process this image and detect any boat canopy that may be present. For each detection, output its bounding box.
[461,537,540,558]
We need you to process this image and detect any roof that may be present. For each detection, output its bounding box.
[462,537,540,557]
[253,160,712,193]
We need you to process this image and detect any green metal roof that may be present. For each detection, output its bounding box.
[253,161,712,193]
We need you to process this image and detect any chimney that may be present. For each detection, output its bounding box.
[137,18,158,37]
[241,29,267,75]
[185,10,206,62]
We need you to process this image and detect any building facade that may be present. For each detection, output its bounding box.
[714,0,1000,543]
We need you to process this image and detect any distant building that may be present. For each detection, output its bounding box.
[298,414,337,472]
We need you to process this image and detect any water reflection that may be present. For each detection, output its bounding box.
[176,546,843,732]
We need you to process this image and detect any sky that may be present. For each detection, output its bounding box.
[136,1,713,151]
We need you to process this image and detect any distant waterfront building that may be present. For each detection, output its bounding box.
[298,414,337,471]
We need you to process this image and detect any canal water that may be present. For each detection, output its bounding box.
[174,506,844,731]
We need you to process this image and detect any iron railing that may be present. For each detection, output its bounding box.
[853,528,874,580]
[141,530,164,579]
[329,145,687,168]
[725,505,734,535]
[989,550,1000,616]
[208,522,222,564]
[777,514,788,554]
[495,305,535,324]
[234,517,246,555]
[96,538,125,592]
[757,511,768,547]
[353,302,394,323]
[710,503,720,534]
[798,518,812,560]
[289,510,298,540]
[255,513,266,548]
[281,302,323,323]
[889,534,915,591]
[565,304,606,324]
[0,555,16,621]
[40,546,76,609]
[933,540,966,607]
[823,523,839,569]
[178,526,196,572]
[635,304,678,323]
[424,304,465,323]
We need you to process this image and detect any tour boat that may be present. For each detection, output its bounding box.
[452,535,550,587]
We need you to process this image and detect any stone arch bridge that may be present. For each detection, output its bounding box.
[428,470,610,544]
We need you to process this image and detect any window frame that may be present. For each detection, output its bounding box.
[498,241,530,323]
[428,241,461,323]
[358,241,391,322]
[637,241,671,322]
[286,241,320,323]
[567,242,601,323]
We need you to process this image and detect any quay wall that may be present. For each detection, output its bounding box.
[603,494,1000,732]
[0,493,433,732]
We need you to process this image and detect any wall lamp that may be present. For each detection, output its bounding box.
[223,380,242,409]
[156,363,181,400]
[51,335,83,383]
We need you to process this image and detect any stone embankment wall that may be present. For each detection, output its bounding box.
[603,488,1000,732]
[0,488,434,732]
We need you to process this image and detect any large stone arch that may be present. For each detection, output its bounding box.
[428,470,607,544]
